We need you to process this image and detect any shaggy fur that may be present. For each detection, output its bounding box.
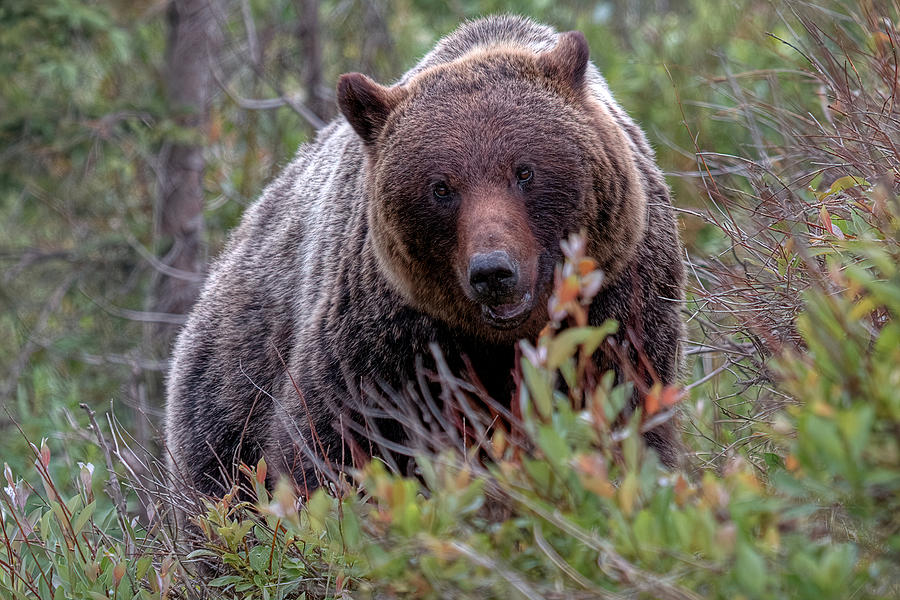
[165,16,685,496]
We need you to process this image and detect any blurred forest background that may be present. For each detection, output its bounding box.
[0,0,785,469]
[2,1,900,598]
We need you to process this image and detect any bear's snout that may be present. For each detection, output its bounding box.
[467,250,519,304]
[455,189,539,330]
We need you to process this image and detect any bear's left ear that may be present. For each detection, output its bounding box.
[538,31,589,91]
[337,73,408,146]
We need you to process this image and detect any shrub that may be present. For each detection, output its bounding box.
[3,3,900,599]
[174,220,899,599]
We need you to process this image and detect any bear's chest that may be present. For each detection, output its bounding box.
[326,302,518,404]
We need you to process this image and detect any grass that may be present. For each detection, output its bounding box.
[2,2,900,599]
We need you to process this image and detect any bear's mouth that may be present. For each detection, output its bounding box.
[481,292,533,329]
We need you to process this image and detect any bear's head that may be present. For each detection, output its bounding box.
[337,31,646,343]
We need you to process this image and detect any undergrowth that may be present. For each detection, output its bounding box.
[2,2,900,599]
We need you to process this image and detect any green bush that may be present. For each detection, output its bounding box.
[1,437,173,600]
[3,2,900,599]
[163,216,898,599]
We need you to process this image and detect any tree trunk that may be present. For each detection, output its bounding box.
[295,0,330,121]
[154,0,220,322]
[359,0,395,82]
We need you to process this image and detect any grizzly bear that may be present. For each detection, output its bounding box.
[165,15,684,497]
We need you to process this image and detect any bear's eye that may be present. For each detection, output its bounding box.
[515,166,533,184]
[433,182,451,200]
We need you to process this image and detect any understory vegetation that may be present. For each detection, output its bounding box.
[2,1,900,598]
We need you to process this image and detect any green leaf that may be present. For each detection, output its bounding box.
[71,500,95,536]
[248,545,269,574]
[306,489,332,532]
[836,405,874,463]
[522,458,551,490]
[135,555,152,579]
[416,454,438,490]
[735,543,768,597]
[456,478,485,516]
[618,471,639,517]
[763,452,785,471]
[545,322,617,370]
[208,575,243,588]
[874,322,900,356]
[800,415,846,470]
[340,503,362,548]
[521,356,553,419]
[537,424,570,466]
[815,175,870,201]
[400,501,421,536]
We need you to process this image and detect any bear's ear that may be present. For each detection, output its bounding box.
[538,31,589,91]
[337,73,407,146]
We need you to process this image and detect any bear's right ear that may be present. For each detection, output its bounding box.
[337,73,407,146]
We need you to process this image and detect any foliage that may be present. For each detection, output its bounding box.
[0,0,785,472]
[1,437,174,600]
[2,0,900,598]
[680,0,900,471]
[175,224,897,600]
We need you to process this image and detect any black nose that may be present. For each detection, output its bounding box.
[468,251,518,302]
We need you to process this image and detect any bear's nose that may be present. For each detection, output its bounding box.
[468,251,519,303]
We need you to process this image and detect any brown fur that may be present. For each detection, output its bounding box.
[165,16,685,497]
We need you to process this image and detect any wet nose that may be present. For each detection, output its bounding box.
[468,251,518,302]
